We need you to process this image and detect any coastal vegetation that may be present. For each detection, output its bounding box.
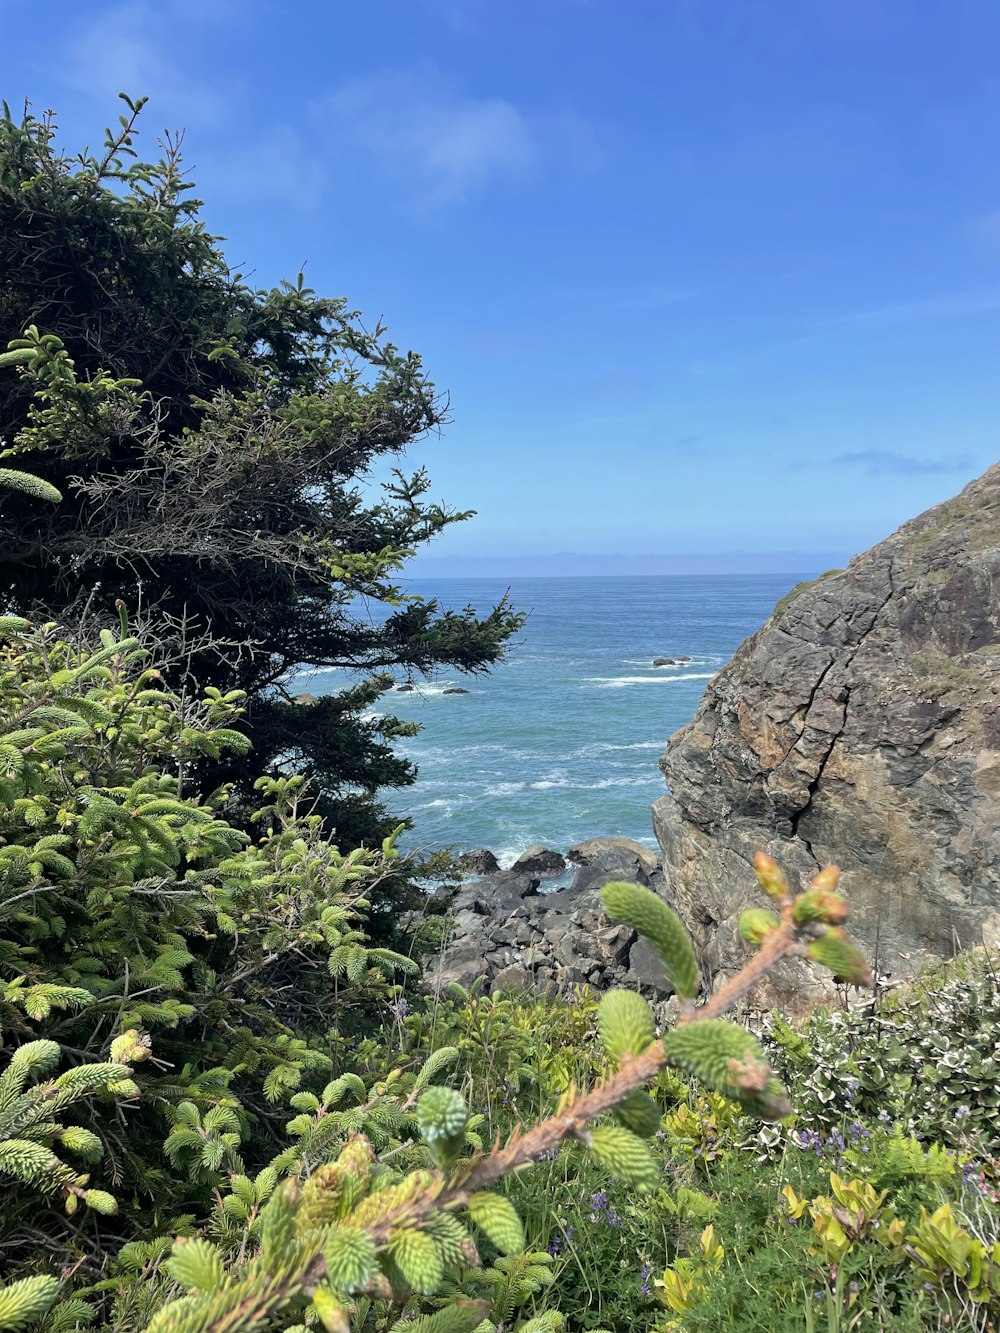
[0,95,521,873]
[0,99,997,1333]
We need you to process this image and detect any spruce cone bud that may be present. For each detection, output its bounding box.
[793,889,849,927]
[753,852,790,901]
[739,907,780,946]
[810,864,842,892]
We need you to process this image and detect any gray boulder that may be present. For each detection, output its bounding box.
[459,848,500,876]
[512,845,566,876]
[568,836,660,879]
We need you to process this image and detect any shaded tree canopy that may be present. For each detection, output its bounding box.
[0,95,521,851]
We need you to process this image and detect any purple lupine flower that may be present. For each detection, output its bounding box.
[640,1264,652,1296]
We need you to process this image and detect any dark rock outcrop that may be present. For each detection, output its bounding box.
[653,657,676,667]
[512,845,566,876]
[568,836,659,880]
[442,687,470,695]
[429,844,675,1008]
[458,848,500,876]
[653,464,1000,1003]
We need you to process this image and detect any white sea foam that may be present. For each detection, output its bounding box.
[411,796,475,813]
[585,672,715,688]
[529,779,570,790]
[391,682,471,698]
[573,740,662,756]
[484,781,528,797]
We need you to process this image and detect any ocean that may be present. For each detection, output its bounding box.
[305,574,809,862]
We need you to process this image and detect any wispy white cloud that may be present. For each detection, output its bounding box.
[825,450,975,476]
[315,70,569,208]
[206,126,327,211]
[61,1,230,123]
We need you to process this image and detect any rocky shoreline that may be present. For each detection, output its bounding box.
[430,466,1000,1013]
[429,836,680,1014]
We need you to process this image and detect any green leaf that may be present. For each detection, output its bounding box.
[413,1046,459,1091]
[600,881,699,997]
[597,989,655,1062]
[0,1274,60,1331]
[389,1228,443,1294]
[612,1089,662,1138]
[164,1238,225,1291]
[83,1188,119,1216]
[588,1125,660,1191]
[661,1020,791,1120]
[324,1226,376,1291]
[388,1306,486,1333]
[468,1192,526,1255]
[738,908,780,946]
[806,928,872,986]
[416,1086,468,1144]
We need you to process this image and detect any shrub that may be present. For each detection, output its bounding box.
[0,626,881,1332]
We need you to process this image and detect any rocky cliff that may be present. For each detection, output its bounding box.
[653,464,1000,1003]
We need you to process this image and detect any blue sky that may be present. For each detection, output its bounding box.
[3,0,999,572]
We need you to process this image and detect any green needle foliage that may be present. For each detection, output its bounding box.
[0,97,522,858]
[0,609,891,1333]
[599,882,700,998]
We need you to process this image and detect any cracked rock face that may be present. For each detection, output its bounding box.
[653,464,1000,1003]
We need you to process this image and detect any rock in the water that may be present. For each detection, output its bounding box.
[512,845,566,876]
[396,683,415,693]
[675,655,692,663]
[653,463,1000,1002]
[442,687,470,694]
[568,837,660,879]
[459,848,501,876]
[653,657,676,667]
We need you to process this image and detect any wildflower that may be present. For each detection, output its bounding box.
[640,1264,652,1296]
[390,998,409,1020]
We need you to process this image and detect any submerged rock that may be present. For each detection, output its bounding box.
[442,687,470,694]
[653,657,676,667]
[653,463,1000,1003]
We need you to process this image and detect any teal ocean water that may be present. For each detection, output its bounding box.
[307,575,809,862]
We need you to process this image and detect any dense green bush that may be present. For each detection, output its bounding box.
[0,613,906,1333]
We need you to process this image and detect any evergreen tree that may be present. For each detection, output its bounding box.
[0,96,520,855]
